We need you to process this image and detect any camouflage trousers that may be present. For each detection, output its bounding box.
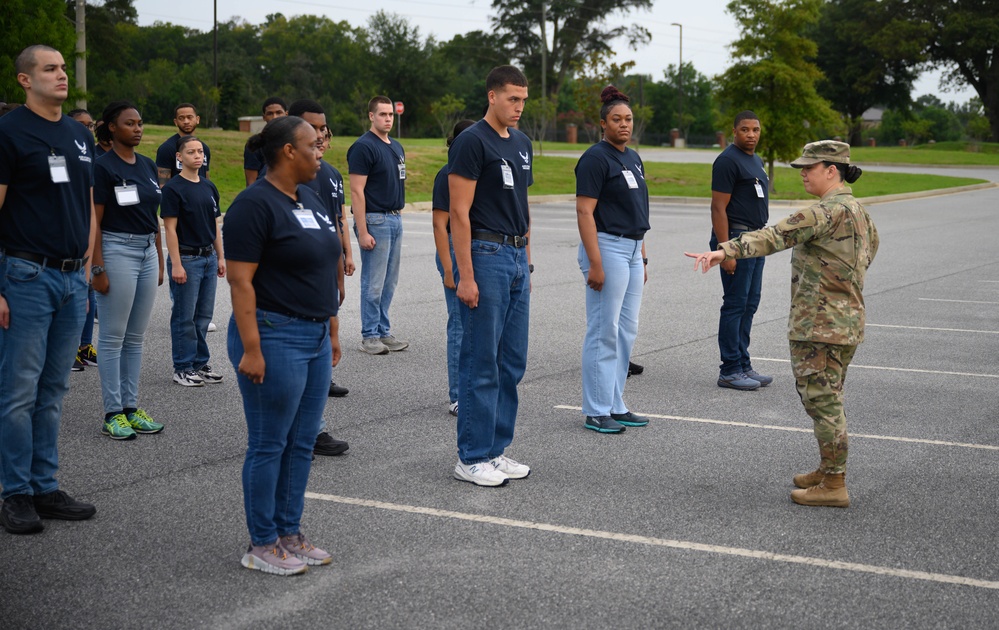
[790,341,857,474]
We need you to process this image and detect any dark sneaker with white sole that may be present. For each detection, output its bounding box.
[197,365,224,384]
[628,361,644,377]
[0,494,44,534]
[33,490,96,520]
[584,416,626,434]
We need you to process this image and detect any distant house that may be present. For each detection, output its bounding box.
[861,107,884,129]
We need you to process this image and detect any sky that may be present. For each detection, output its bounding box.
[130,0,973,104]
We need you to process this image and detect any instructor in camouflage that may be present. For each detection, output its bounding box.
[685,140,878,508]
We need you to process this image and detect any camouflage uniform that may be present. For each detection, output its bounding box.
[718,185,879,473]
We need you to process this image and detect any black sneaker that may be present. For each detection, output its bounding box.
[314,432,349,456]
[584,416,626,434]
[628,361,644,377]
[71,358,85,372]
[32,489,97,521]
[0,494,44,534]
[611,411,650,427]
[328,381,349,397]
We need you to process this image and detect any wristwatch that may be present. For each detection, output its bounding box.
[529,264,535,274]
[643,258,649,265]
[91,265,105,276]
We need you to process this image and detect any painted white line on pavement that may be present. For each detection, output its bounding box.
[305,492,999,591]
[755,357,999,380]
[918,298,999,305]
[553,406,999,451]
[868,323,999,334]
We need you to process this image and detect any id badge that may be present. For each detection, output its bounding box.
[293,208,321,229]
[500,162,514,189]
[622,169,639,189]
[114,184,140,206]
[398,162,407,180]
[754,180,765,198]
[49,155,70,183]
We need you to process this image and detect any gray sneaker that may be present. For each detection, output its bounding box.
[280,532,332,566]
[241,542,308,576]
[717,372,762,391]
[361,338,389,355]
[379,335,409,352]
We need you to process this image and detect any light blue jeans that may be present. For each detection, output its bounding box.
[355,212,402,339]
[228,310,331,546]
[435,242,462,404]
[577,234,644,418]
[95,231,158,415]
[168,252,218,372]
[0,254,86,499]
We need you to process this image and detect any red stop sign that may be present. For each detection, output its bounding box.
[394,101,404,115]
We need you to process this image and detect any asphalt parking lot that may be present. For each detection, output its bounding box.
[2,180,998,628]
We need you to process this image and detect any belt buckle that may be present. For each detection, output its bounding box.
[512,235,525,247]
[60,259,78,272]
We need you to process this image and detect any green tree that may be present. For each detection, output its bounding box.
[429,94,467,139]
[433,30,511,117]
[646,62,716,141]
[1,0,75,103]
[810,0,919,146]
[715,0,841,189]
[520,94,558,145]
[489,0,652,99]
[570,51,636,143]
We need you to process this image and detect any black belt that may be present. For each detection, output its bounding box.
[179,246,214,257]
[729,223,754,231]
[369,209,402,215]
[4,250,88,272]
[281,311,330,324]
[472,231,529,248]
[611,232,645,241]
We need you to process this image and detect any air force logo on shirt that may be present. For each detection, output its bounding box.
[518,150,530,170]
[75,139,92,164]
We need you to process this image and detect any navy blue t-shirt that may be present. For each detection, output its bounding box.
[711,143,769,230]
[160,176,221,248]
[346,131,405,213]
[243,144,264,173]
[95,144,107,158]
[448,119,533,236]
[431,164,450,233]
[156,133,210,180]
[223,179,342,320]
[575,141,650,237]
[0,106,95,259]
[304,160,346,227]
[94,151,161,235]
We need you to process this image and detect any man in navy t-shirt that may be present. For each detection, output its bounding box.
[710,110,772,391]
[448,65,534,488]
[243,97,286,187]
[347,95,408,355]
[0,45,98,534]
[156,103,211,186]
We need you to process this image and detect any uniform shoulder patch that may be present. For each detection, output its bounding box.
[786,212,806,225]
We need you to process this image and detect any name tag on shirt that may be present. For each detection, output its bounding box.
[622,169,639,189]
[294,208,321,229]
[115,184,140,206]
[500,162,514,189]
[49,155,69,183]
[398,162,407,180]
[754,180,765,198]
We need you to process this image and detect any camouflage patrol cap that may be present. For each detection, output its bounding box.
[790,140,851,168]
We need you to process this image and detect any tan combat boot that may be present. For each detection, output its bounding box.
[793,469,825,489]
[790,472,849,507]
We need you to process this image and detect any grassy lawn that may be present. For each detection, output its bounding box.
[137,125,990,209]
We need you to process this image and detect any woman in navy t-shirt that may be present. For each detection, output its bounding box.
[91,101,165,441]
[223,116,342,576]
[574,86,652,435]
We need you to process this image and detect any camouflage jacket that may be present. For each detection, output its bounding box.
[719,186,879,345]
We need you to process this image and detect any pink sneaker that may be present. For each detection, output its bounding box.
[241,542,308,576]
[280,532,332,566]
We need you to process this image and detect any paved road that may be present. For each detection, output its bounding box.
[3,184,998,628]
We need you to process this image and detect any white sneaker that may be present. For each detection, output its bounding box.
[490,455,531,479]
[379,335,409,352]
[453,461,509,487]
[208,321,217,332]
[361,338,389,355]
[448,401,458,416]
[173,370,205,387]
[197,365,224,384]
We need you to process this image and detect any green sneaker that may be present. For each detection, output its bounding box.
[127,409,164,434]
[102,414,136,440]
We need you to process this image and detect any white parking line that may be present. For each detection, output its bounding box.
[305,492,999,591]
[755,357,999,380]
[868,323,999,334]
[918,298,999,305]
[553,406,999,451]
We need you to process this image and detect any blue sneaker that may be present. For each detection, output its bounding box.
[584,416,626,433]
[717,372,761,391]
[744,369,773,387]
[611,411,650,427]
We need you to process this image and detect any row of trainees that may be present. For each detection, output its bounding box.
[0,49,878,582]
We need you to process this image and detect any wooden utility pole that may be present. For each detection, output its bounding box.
[75,0,87,109]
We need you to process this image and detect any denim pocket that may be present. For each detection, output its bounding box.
[5,258,42,283]
[257,309,295,328]
[470,240,501,255]
[366,213,386,226]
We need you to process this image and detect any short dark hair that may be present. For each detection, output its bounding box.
[734,110,759,127]
[177,135,202,153]
[486,65,528,93]
[14,45,59,76]
[368,96,392,114]
[288,99,325,117]
[246,115,310,169]
[174,103,198,117]
[68,108,90,119]
[261,97,287,114]
[96,100,139,144]
[447,119,476,148]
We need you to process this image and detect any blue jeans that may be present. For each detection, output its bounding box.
[456,240,530,464]
[228,310,331,546]
[95,231,158,414]
[0,254,86,499]
[168,253,218,372]
[435,243,462,404]
[710,230,765,376]
[81,284,96,346]
[355,212,402,339]
[578,235,644,417]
